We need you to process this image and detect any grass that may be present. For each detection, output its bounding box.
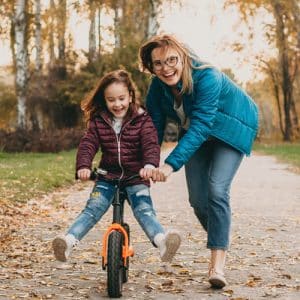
[253,142,300,173]
[0,143,299,204]
[0,150,77,203]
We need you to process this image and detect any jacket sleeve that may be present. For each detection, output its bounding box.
[165,68,222,171]
[146,78,166,145]
[76,120,100,172]
[140,114,160,167]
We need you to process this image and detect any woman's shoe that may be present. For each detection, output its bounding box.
[208,268,227,289]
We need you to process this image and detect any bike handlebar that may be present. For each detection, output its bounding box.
[90,168,140,183]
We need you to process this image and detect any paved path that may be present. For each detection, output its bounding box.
[0,151,299,299]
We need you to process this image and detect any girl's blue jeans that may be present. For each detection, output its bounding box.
[67,181,164,243]
[185,138,244,250]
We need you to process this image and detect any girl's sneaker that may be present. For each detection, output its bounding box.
[52,234,78,262]
[155,230,181,262]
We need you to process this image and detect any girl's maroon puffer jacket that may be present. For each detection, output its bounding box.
[76,108,160,186]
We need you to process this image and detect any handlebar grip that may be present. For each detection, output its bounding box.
[90,167,108,180]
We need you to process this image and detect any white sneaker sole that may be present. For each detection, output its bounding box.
[52,237,67,262]
[209,274,227,289]
[161,232,181,262]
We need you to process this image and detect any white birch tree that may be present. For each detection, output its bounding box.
[14,0,28,129]
[147,0,160,38]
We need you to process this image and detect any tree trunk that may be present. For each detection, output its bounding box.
[88,0,97,64]
[290,0,300,136]
[98,4,102,57]
[14,0,28,129]
[273,0,293,141]
[113,0,122,48]
[147,0,160,38]
[48,0,56,68]
[262,60,284,136]
[34,0,42,73]
[57,0,67,78]
[97,4,101,56]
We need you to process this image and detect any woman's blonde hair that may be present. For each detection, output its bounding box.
[139,34,211,94]
[81,69,140,122]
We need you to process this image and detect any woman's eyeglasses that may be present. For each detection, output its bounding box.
[152,56,179,71]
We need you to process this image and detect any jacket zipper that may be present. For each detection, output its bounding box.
[100,115,136,181]
[117,120,133,180]
[116,133,124,180]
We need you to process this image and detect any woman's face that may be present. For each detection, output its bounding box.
[104,82,132,118]
[151,47,183,86]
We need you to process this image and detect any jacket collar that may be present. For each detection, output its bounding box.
[98,106,146,125]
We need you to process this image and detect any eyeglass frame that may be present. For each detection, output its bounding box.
[151,55,179,71]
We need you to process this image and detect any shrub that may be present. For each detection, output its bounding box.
[0,128,84,152]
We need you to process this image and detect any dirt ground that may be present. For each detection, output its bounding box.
[0,151,299,300]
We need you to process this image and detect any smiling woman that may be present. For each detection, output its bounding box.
[138,33,259,289]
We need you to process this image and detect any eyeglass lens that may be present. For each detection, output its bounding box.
[153,56,178,70]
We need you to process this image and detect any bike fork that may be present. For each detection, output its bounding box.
[101,223,134,270]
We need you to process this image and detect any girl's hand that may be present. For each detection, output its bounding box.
[77,168,91,181]
[139,167,153,180]
[151,164,173,182]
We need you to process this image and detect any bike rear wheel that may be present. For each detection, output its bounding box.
[107,231,123,298]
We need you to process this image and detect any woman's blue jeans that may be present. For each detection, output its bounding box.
[185,139,244,250]
[67,181,164,242]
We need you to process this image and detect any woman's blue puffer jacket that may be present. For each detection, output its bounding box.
[146,66,259,171]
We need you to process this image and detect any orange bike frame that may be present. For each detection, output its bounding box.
[101,223,134,267]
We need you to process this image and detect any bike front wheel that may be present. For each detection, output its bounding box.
[122,223,130,283]
[107,230,123,298]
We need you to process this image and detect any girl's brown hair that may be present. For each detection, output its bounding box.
[139,34,212,94]
[81,69,140,122]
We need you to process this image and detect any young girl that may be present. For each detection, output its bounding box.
[139,34,259,288]
[52,69,181,263]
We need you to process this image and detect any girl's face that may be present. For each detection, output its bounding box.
[104,82,132,118]
[151,46,183,86]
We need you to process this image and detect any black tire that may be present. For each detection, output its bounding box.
[122,223,130,283]
[107,231,123,298]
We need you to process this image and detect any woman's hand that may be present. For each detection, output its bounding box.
[77,168,91,181]
[151,164,173,182]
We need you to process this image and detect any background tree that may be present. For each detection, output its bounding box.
[224,0,300,141]
[34,0,42,73]
[88,0,97,64]
[45,0,56,69]
[147,0,161,38]
[56,0,67,78]
[14,0,29,129]
[0,0,183,149]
